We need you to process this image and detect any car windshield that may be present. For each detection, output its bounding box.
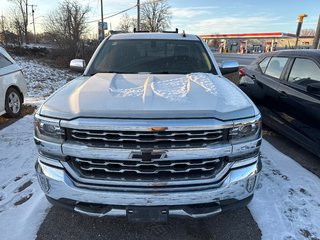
[88,39,216,75]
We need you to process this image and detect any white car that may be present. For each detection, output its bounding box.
[0,47,27,117]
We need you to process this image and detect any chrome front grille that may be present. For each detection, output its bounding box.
[68,129,227,149]
[64,120,231,186]
[69,157,226,182]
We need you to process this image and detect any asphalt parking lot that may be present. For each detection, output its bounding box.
[36,205,261,240]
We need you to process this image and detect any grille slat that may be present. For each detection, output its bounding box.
[75,158,220,167]
[70,157,226,181]
[69,129,226,149]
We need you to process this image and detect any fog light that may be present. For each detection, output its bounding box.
[246,176,256,193]
[37,174,50,193]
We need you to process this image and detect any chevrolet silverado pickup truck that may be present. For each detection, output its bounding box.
[35,32,262,222]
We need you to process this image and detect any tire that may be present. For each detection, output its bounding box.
[4,87,22,118]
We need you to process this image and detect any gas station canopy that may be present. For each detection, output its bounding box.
[199,32,296,39]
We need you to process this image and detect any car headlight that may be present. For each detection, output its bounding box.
[34,114,65,143]
[229,117,261,144]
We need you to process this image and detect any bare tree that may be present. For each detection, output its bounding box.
[140,0,171,32]
[301,29,316,36]
[0,16,9,46]
[44,0,90,57]
[8,0,28,44]
[117,13,136,32]
[6,8,25,45]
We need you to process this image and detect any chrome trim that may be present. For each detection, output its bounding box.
[35,113,61,124]
[170,208,222,218]
[70,129,224,143]
[34,137,63,157]
[73,207,222,219]
[71,129,223,137]
[233,115,261,127]
[75,157,220,167]
[72,178,224,192]
[61,143,233,161]
[232,139,261,155]
[231,154,260,169]
[71,157,224,182]
[61,160,232,188]
[78,166,216,174]
[36,159,261,206]
[60,118,234,131]
[38,155,64,168]
[74,206,112,218]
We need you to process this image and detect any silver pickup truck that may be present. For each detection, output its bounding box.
[35,32,262,222]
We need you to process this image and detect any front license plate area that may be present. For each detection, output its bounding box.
[127,206,168,222]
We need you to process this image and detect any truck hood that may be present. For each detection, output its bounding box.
[40,73,256,120]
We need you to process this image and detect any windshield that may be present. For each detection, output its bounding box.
[88,39,216,75]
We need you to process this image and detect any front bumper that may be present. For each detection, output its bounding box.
[36,155,261,219]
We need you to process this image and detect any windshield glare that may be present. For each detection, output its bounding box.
[89,39,216,75]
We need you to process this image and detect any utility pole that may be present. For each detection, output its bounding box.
[100,0,104,40]
[295,14,308,48]
[28,4,37,43]
[313,15,320,49]
[25,0,28,44]
[137,0,140,31]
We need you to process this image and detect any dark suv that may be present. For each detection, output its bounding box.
[239,50,320,157]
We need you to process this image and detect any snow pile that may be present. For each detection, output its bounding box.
[14,56,80,97]
[249,140,320,240]
[0,115,50,240]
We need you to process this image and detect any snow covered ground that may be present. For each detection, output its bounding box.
[0,115,50,240]
[0,56,319,240]
[14,56,80,97]
[0,56,78,240]
[249,141,320,240]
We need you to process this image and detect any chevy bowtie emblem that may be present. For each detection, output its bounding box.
[129,150,167,162]
[148,127,168,131]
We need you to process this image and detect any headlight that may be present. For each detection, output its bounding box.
[229,117,261,143]
[34,114,65,143]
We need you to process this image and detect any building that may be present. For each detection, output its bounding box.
[199,32,315,53]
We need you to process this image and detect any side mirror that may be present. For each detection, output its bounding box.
[307,83,320,94]
[70,59,86,72]
[220,60,239,75]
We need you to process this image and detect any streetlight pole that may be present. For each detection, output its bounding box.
[137,0,140,31]
[295,14,308,48]
[100,0,104,40]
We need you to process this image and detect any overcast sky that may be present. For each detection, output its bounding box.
[2,0,319,37]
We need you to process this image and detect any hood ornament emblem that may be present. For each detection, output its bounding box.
[129,150,167,162]
[148,127,168,131]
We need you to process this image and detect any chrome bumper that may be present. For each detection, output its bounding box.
[36,155,261,218]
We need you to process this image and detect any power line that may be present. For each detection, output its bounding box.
[87,4,136,23]
[86,0,162,24]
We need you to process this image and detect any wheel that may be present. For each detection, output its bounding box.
[4,87,22,118]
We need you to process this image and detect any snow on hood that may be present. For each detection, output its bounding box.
[108,73,242,104]
[40,73,256,120]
